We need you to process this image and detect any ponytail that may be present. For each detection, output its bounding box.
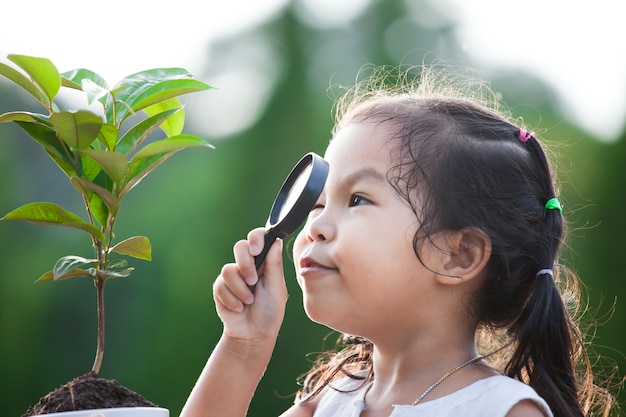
[503,134,609,417]
[506,269,584,417]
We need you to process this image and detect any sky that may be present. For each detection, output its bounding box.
[1,0,624,142]
[449,0,626,142]
[0,0,287,84]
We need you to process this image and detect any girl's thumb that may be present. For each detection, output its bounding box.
[261,238,285,291]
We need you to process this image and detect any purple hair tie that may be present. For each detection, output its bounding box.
[518,129,534,143]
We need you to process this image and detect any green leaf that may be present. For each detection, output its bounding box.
[109,236,152,261]
[132,79,210,111]
[61,68,109,92]
[0,62,50,107]
[34,270,54,283]
[0,111,49,124]
[78,151,103,181]
[112,68,211,124]
[89,168,114,192]
[107,259,128,269]
[97,123,118,151]
[122,134,212,195]
[13,121,76,177]
[8,54,61,104]
[131,134,212,161]
[53,255,98,280]
[81,78,110,105]
[96,267,134,279]
[70,176,120,216]
[1,202,105,242]
[89,193,109,229]
[104,93,118,125]
[60,69,112,113]
[78,149,127,183]
[100,259,135,278]
[34,269,93,283]
[142,98,184,137]
[49,110,103,149]
[116,107,181,155]
[80,168,115,226]
[54,268,94,281]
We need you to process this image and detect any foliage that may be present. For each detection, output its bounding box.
[0,54,212,375]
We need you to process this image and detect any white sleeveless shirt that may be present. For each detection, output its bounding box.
[310,375,553,417]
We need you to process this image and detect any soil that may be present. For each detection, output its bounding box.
[22,372,159,416]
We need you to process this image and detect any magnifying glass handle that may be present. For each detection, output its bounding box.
[254,229,281,270]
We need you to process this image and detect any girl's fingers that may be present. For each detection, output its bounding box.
[233,238,259,287]
[247,227,269,257]
[260,238,285,294]
[213,275,245,313]
[215,261,254,312]
[234,228,269,286]
[213,227,286,314]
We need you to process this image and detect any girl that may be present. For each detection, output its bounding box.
[180,66,614,417]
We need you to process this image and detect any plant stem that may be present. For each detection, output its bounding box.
[91,277,106,375]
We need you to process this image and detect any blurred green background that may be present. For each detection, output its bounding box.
[1,1,624,416]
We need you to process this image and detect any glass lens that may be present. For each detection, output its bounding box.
[278,164,312,220]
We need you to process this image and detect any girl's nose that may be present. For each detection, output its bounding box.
[305,210,334,243]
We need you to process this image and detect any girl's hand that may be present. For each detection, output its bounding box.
[213,227,288,344]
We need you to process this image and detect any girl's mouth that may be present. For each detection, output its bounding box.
[298,256,336,276]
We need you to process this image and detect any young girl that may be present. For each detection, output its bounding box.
[180,66,614,417]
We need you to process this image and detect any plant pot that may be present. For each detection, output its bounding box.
[40,407,169,417]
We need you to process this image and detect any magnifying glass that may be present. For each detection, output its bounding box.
[254,152,329,269]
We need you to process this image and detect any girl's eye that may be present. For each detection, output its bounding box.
[349,194,369,207]
[308,204,324,218]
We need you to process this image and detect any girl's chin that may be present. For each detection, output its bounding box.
[302,302,351,335]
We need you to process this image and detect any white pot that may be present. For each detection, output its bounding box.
[40,407,169,417]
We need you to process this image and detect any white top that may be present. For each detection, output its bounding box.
[310,375,553,417]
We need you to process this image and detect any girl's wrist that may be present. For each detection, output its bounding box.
[220,331,277,361]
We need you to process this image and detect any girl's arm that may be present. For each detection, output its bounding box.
[505,400,548,417]
[179,333,277,417]
[180,229,288,417]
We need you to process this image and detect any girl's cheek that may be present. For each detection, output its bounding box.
[292,229,308,262]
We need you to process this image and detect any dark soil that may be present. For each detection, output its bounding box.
[22,372,159,416]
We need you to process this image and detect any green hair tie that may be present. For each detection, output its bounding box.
[544,197,563,213]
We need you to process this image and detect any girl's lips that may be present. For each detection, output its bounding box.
[298,256,335,275]
[299,256,319,268]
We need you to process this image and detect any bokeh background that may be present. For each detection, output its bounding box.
[1,0,624,416]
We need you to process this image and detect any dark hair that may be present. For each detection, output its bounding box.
[297,65,615,417]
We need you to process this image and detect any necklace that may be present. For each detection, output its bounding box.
[412,355,483,405]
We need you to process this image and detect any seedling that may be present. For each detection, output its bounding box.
[0,54,212,376]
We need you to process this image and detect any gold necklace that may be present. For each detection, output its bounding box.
[412,355,484,405]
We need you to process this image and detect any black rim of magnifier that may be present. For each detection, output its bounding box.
[267,152,328,234]
[254,152,329,270]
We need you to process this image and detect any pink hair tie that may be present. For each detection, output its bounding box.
[518,129,534,143]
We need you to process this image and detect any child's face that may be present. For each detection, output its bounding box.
[292,121,442,339]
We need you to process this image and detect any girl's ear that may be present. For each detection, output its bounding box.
[436,227,492,286]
